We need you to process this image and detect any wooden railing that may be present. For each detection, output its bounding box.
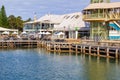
[83,12,120,21]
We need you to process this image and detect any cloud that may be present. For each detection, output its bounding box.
[0,0,119,20]
[22,2,32,5]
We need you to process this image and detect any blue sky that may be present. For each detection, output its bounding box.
[0,0,120,20]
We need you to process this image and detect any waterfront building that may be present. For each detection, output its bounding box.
[83,0,120,40]
[23,12,89,39]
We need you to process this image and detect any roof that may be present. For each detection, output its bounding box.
[24,14,64,24]
[0,27,18,32]
[84,2,120,10]
[35,14,64,24]
[54,12,86,31]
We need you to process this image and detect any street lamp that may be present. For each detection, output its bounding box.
[64,26,66,39]
[68,25,71,39]
[75,26,78,39]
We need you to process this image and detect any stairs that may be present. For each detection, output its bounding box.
[109,21,120,40]
[109,21,120,31]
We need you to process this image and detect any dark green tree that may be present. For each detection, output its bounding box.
[8,15,16,29]
[24,18,32,22]
[16,16,23,31]
[0,11,2,26]
[1,5,8,27]
[8,15,23,31]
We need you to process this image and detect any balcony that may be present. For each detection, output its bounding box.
[83,13,120,22]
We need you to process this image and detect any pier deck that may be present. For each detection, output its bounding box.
[0,39,119,59]
[37,40,120,59]
[0,40,37,48]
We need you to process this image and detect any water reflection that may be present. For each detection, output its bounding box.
[37,48,120,80]
[0,48,120,80]
[83,55,120,80]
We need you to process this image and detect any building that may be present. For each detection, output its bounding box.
[23,12,89,39]
[83,0,120,40]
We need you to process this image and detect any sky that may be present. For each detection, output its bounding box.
[0,0,120,20]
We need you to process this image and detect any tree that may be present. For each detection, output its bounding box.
[8,15,23,31]
[24,18,32,22]
[8,15,16,29]
[1,5,8,27]
[0,11,2,26]
[16,16,23,31]
[0,5,25,31]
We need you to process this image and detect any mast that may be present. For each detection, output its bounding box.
[34,12,37,21]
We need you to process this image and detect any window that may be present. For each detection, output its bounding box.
[66,16,70,19]
[64,15,67,19]
[109,26,115,30]
[75,15,79,19]
[71,15,75,19]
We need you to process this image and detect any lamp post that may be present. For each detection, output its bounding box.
[75,27,78,39]
[64,26,66,39]
[68,25,71,39]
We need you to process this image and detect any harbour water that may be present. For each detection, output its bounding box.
[0,48,120,80]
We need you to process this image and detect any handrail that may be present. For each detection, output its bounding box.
[113,21,120,28]
[83,12,120,21]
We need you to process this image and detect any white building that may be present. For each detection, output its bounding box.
[23,12,89,39]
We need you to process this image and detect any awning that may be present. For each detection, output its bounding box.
[84,2,120,10]
[12,32,18,35]
[2,31,9,35]
[21,31,27,35]
[55,32,65,35]
[45,32,51,34]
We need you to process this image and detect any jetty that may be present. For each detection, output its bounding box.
[0,39,119,59]
[0,40,37,48]
[37,39,120,59]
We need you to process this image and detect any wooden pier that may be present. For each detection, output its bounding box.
[72,44,120,59]
[0,40,37,48]
[37,40,120,59]
[0,39,119,59]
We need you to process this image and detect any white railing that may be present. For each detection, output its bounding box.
[109,31,120,36]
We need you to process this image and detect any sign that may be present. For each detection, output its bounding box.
[75,27,78,31]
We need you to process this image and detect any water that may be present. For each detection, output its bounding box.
[0,48,120,80]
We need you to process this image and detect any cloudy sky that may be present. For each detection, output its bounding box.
[0,0,119,20]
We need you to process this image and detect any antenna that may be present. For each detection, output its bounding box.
[34,12,37,21]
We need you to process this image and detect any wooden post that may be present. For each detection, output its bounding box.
[30,41,32,48]
[89,46,91,54]
[115,49,119,59]
[2,42,3,48]
[59,44,61,52]
[49,43,51,51]
[54,44,55,52]
[46,43,49,50]
[106,48,109,57]
[69,44,71,53]
[81,45,82,53]
[0,42,1,48]
[83,46,85,53]
[97,46,100,56]
[7,41,8,48]
[27,40,30,48]
[75,45,78,54]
